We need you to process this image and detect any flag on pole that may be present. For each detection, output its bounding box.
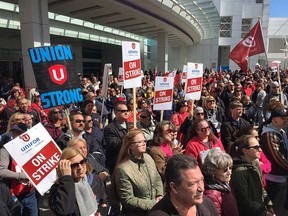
[228,20,265,72]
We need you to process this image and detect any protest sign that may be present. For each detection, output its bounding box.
[153,76,174,110]
[28,45,83,109]
[118,67,124,86]
[184,63,203,101]
[122,41,142,88]
[4,123,62,196]
[182,65,188,83]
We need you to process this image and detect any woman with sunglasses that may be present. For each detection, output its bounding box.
[202,149,239,216]
[110,129,163,216]
[149,121,183,180]
[185,119,225,167]
[228,135,275,216]
[170,100,189,131]
[49,147,98,216]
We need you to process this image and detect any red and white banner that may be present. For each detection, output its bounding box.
[4,123,62,195]
[153,76,174,110]
[118,67,124,86]
[228,20,265,72]
[122,41,142,89]
[185,63,203,101]
[182,65,188,83]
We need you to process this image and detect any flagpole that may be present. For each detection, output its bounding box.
[259,18,269,68]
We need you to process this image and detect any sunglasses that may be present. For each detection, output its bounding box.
[70,158,87,169]
[85,120,93,123]
[272,86,279,89]
[117,109,128,113]
[75,119,85,123]
[197,126,210,132]
[207,100,215,103]
[140,115,149,119]
[164,128,173,133]
[222,166,233,173]
[53,111,62,114]
[196,113,204,116]
[245,145,261,151]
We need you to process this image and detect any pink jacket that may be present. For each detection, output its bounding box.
[185,135,225,166]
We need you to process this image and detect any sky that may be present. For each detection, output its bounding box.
[270,0,288,17]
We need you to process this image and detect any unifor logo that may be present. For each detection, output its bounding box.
[195,64,198,69]
[48,64,68,85]
[242,36,256,47]
[21,134,30,142]
[163,77,167,82]
[131,43,136,49]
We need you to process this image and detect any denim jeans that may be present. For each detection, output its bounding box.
[17,190,38,216]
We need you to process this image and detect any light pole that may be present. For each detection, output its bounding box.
[280,35,288,70]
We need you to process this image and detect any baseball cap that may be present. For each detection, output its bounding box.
[271,108,288,118]
[10,123,28,133]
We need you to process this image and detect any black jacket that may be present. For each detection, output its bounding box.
[49,175,80,216]
[0,181,21,216]
[103,119,129,173]
[220,117,250,150]
[147,194,218,216]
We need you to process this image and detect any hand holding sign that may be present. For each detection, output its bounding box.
[57,159,71,177]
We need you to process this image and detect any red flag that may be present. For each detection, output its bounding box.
[228,20,265,72]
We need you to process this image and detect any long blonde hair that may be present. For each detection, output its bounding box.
[110,129,145,203]
[6,112,25,132]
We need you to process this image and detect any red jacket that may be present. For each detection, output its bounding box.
[185,135,225,166]
[205,188,239,216]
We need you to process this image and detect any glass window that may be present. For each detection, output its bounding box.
[220,16,232,38]
[241,18,252,38]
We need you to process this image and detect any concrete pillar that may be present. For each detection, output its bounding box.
[18,0,50,92]
[157,32,168,74]
[180,46,187,67]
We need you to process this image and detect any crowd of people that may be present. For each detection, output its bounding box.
[0,67,288,216]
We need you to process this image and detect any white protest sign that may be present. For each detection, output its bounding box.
[118,67,124,86]
[185,63,203,101]
[182,65,188,83]
[153,76,174,110]
[4,123,62,196]
[122,41,142,89]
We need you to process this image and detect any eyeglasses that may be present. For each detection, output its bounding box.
[222,166,233,173]
[130,140,147,146]
[164,128,173,133]
[53,111,62,114]
[75,119,85,123]
[140,115,149,119]
[85,120,93,123]
[196,113,204,116]
[117,110,129,113]
[197,126,210,132]
[207,100,215,103]
[245,145,261,151]
[70,158,87,169]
